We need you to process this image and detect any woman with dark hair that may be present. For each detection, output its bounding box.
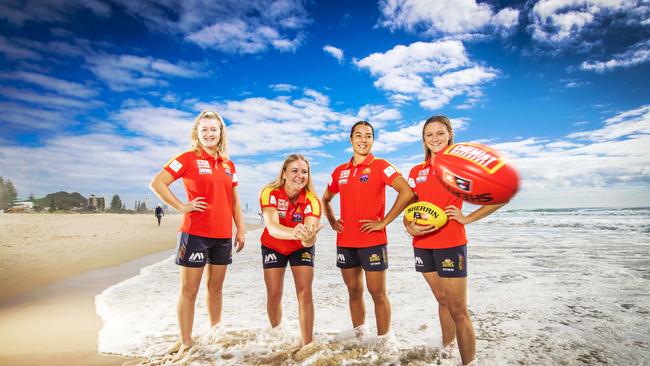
[404,115,506,365]
[322,121,414,338]
[150,110,245,353]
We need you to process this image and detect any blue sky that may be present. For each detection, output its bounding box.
[1,0,649,210]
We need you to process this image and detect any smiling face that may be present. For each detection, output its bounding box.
[197,118,221,150]
[350,124,374,156]
[424,121,452,154]
[282,159,309,193]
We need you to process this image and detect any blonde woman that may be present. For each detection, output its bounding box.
[150,110,245,352]
[259,154,323,346]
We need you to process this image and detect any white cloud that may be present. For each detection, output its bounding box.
[0,87,102,109]
[86,54,201,91]
[0,0,111,26]
[0,35,41,59]
[356,41,497,110]
[379,0,519,37]
[323,45,344,62]
[0,71,98,98]
[269,83,298,92]
[581,40,650,72]
[0,101,71,130]
[529,0,641,44]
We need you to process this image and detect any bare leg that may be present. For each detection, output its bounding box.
[264,267,286,327]
[291,265,314,345]
[206,264,227,327]
[178,266,203,347]
[365,270,391,335]
[441,277,475,365]
[341,267,365,328]
[421,272,457,347]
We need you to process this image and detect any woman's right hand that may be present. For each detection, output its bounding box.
[181,197,207,213]
[329,219,344,233]
[405,219,437,237]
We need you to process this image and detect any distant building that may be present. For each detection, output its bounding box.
[89,194,105,211]
[11,201,34,211]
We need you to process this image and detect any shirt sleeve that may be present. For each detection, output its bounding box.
[327,166,340,193]
[407,166,418,189]
[260,187,277,210]
[379,159,401,186]
[163,152,189,180]
[304,194,322,219]
[229,160,239,187]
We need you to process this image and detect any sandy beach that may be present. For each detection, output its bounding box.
[0,213,259,366]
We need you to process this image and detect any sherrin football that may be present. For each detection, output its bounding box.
[434,142,520,205]
[404,201,448,228]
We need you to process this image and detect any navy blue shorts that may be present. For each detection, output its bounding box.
[336,244,388,271]
[414,245,467,278]
[261,245,315,269]
[175,232,232,267]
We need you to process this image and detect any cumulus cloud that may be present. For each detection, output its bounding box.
[356,40,497,110]
[379,0,519,37]
[323,45,344,62]
[581,40,650,72]
[269,83,298,92]
[0,71,98,98]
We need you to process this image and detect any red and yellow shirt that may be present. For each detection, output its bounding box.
[327,154,401,248]
[164,150,238,239]
[260,187,321,255]
[407,159,467,249]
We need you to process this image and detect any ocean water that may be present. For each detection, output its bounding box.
[96,208,650,365]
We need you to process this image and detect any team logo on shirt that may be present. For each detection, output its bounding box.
[442,258,455,271]
[360,174,369,183]
[340,169,350,179]
[339,178,348,185]
[383,165,397,177]
[416,168,429,183]
[301,252,312,261]
[270,195,277,205]
[278,211,286,218]
[304,205,312,215]
[292,213,303,222]
[368,253,381,264]
[278,199,289,211]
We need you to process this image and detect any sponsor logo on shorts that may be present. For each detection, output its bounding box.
[337,253,346,263]
[383,165,397,177]
[340,169,350,179]
[368,253,381,265]
[441,258,455,271]
[278,199,289,211]
[188,252,204,262]
[458,254,464,270]
[301,252,312,261]
[169,159,182,172]
[264,253,278,264]
[415,256,424,266]
[292,213,303,222]
[360,174,369,182]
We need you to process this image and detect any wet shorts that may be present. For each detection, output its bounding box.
[175,232,232,267]
[336,244,388,271]
[413,245,467,278]
[261,245,315,269]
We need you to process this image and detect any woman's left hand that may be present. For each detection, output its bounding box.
[234,230,245,252]
[445,205,471,225]
[359,219,386,233]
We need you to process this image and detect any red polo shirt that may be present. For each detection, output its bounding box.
[260,187,321,255]
[327,154,401,248]
[164,150,238,239]
[407,160,467,249]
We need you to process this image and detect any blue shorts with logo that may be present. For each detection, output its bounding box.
[261,245,315,269]
[413,245,467,278]
[336,244,388,271]
[175,232,232,267]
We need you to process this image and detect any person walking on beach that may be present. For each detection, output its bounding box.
[322,121,414,338]
[403,116,506,365]
[150,110,245,353]
[155,204,164,226]
[259,154,323,346]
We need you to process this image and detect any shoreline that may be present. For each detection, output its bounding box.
[0,213,262,366]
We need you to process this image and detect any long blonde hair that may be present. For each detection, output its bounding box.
[423,115,454,162]
[264,154,316,195]
[191,110,229,159]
